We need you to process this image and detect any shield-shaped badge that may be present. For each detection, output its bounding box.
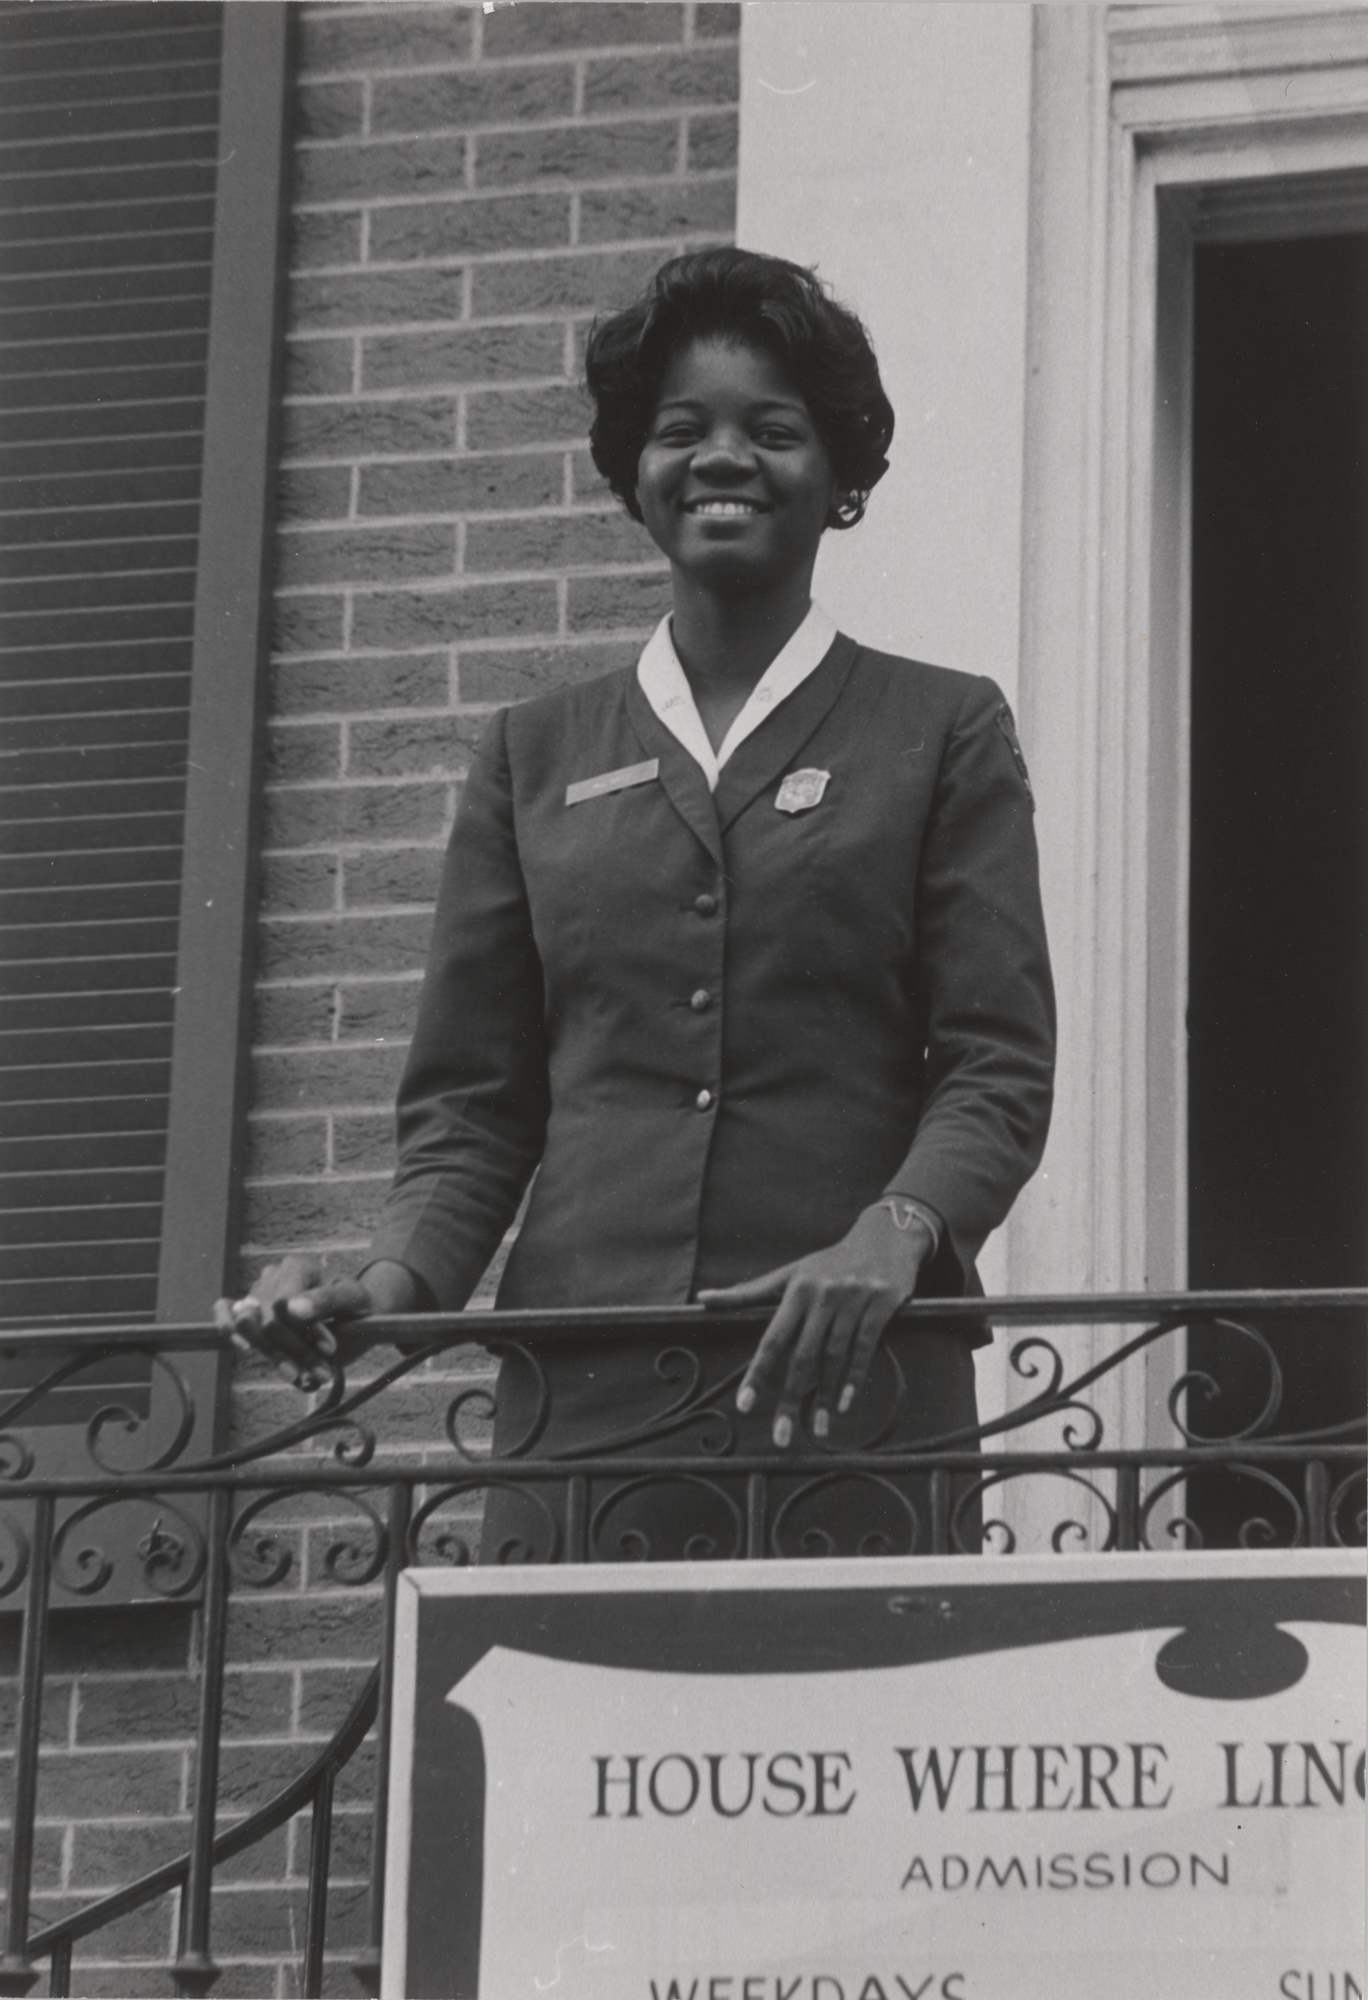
[775,767,832,815]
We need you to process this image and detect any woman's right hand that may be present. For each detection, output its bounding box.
[213,1256,418,1390]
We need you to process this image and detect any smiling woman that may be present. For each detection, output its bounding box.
[221,247,1055,1563]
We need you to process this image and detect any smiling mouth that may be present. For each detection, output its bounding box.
[684,497,767,516]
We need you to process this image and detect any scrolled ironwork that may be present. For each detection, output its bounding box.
[408,1478,562,1567]
[589,1472,745,1563]
[0,1431,34,1482]
[546,1343,742,1463]
[227,1487,391,1591]
[0,1508,31,1599]
[85,1347,198,1475]
[1138,1470,1204,1551]
[0,1289,1363,2000]
[49,1495,206,1600]
[0,1344,116,1441]
[958,1465,1119,1555]
[1167,1315,1283,1444]
[316,1491,389,1587]
[444,1373,503,1460]
[770,1470,922,1558]
[227,1492,298,1589]
[1329,1469,1368,1548]
[1226,1464,1307,1549]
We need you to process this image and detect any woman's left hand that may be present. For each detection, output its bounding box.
[696,1199,937,1447]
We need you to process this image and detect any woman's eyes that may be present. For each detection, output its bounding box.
[649,424,804,447]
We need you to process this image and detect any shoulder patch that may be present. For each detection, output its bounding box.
[994,701,1034,807]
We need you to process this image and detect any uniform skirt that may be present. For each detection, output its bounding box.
[476,1322,983,1563]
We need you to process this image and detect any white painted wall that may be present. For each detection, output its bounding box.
[736,1,1036,1312]
[736,0,1035,696]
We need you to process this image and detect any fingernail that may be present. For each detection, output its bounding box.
[813,1408,830,1439]
[228,1331,252,1355]
[838,1386,856,1414]
[736,1386,755,1414]
[773,1415,792,1450]
[288,1295,313,1318]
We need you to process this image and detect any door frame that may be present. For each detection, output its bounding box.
[1003,4,1368,1484]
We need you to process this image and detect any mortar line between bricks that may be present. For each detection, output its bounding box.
[295,163,736,223]
[281,560,662,591]
[280,501,623,532]
[262,774,474,792]
[281,380,570,413]
[299,45,728,87]
[340,229,722,273]
[281,444,580,474]
[68,1731,376,1755]
[330,157,740,197]
[295,121,738,186]
[288,369,569,393]
[455,231,731,267]
[293,295,592,329]
[269,633,640,667]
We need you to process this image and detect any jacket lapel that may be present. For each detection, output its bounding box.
[714,633,859,834]
[624,672,724,867]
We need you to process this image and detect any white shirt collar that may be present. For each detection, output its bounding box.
[635,602,839,791]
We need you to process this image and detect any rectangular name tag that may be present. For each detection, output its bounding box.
[565,759,659,807]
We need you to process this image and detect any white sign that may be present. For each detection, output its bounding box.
[384,1551,1365,2000]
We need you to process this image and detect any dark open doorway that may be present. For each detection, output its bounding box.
[1187,231,1368,1543]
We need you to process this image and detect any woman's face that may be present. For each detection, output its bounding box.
[635,337,837,592]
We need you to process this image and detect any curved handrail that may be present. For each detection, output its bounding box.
[25,1669,380,1959]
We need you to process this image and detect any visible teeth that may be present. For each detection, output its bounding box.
[691,501,759,515]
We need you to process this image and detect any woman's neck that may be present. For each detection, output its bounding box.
[668,572,815,696]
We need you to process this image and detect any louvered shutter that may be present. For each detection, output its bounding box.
[0,2,226,1338]
[0,4,288,1606]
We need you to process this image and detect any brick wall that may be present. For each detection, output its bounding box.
[248,0,738,1304]
[1,8,738,1993]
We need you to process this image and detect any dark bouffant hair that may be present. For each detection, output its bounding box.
[584,246,895,531]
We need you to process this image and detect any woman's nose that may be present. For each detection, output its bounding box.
[691,428,755,472]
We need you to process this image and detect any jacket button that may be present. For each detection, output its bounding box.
[693,893,718,916]
[690,988,712,1012]
[695,1088,714,1111]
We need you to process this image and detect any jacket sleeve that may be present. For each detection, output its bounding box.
[886,674,1055,1293]
[365,705,549,1309]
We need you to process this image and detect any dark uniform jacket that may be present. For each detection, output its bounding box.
[366,632,1055,1327]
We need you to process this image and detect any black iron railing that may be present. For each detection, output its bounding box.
[1,1291,1364,1998]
